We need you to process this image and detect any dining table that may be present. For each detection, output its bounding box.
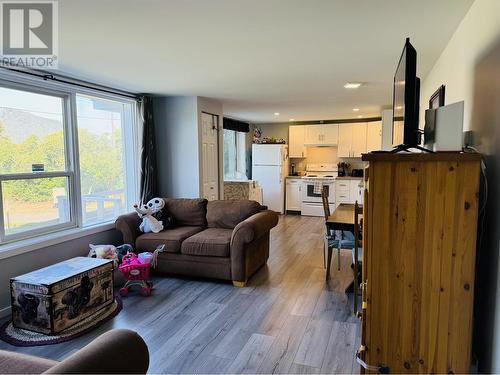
[325,203,362,281]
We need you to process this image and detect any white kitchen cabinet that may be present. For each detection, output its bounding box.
[335,178,363,204]
[323,124,339,145]
[305,125,323,145]
[304,124,338,146]
[289,125,307,158]
[286,179,302,211]
[349,179,363,204]
[351,123,367,157]
[366,121,382,152]
[338,123,370,157]
[338,125,352,157]
[335,179,351,204]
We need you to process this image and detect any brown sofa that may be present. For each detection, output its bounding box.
[0,329,149,374]
[115,199,278,286]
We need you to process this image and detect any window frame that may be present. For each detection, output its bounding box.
[0,73,140,246]
[223,129,247,181]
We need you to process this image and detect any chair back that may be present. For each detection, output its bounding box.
[321,186,330,221]
[354,201,363,246]
[353,200,363,315]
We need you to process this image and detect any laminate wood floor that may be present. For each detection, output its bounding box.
[0,215,360,374]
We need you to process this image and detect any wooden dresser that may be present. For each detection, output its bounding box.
[359,152,481,374]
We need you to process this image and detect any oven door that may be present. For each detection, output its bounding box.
[302,180,335,203]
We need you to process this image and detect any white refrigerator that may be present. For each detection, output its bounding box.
[251,144,289,214]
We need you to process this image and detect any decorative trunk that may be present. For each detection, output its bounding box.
[11,257,114,335]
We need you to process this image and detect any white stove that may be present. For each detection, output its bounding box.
[302,163,338,180]
[301,163,337,216]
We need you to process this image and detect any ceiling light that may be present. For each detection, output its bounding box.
[274,112,280,116]
[357,115,363,118]
[344,82,362,89]
[289,118,295,121]
[353,108,360,112]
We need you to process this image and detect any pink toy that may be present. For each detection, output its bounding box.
[138,252,153,264]
[118,253,153,297]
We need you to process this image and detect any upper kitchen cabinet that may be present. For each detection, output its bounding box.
[289,125,307,158]
[366,121,382,152]
[351,123,367,157]
[338,123,367,157]
[304,124,338,146]
[323,124,339,144]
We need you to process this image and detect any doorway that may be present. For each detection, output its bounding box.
[200,112,220,200]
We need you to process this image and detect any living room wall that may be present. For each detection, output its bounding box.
[419,0,500,371]
[420,0,500,132]
[0,229,122,318]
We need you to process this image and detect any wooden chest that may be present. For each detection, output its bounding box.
[10,257,114,335]
[359,152,481,373]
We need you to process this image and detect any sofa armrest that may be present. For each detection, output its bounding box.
[230,210,278,282]
[115,212,141,246]
[231,210,278,245]
[0,350,57,374]
[43,329,149,374]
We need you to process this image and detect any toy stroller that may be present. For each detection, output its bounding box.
[118,252,153,297]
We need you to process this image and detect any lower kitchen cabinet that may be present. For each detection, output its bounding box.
[285,179,302,211]
[335,178,363,204]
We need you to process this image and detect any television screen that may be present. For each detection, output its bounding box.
[392,38,418,148]
[392,50,406,146]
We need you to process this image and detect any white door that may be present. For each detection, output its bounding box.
[286,180,301,211]
[323,124,338,145]
[366,121,382,152]
[201,112,219,201]
[289,125,306,158]
[253,165,283,213]
[351,123,367,157]
[304,125,323,145]
[338,124,353,157]
[252,144,283,166]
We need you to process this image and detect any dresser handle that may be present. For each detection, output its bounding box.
[356,346,390,373]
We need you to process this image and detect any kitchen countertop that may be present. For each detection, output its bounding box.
[287,175,362,180]
[335,176,363,180]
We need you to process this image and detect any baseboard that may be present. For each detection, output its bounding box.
[0,305,11,319]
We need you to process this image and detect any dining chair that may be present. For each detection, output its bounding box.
[353,201,363,315]
[321,187,340,278]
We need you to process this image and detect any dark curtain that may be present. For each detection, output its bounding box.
[139,96,158,204]
[223,117,250,132]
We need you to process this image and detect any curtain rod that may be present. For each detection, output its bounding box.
[0,65,140,100]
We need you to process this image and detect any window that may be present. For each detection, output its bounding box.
[0,79,139,245]
[76,94,135,226]
[223,129,247,180]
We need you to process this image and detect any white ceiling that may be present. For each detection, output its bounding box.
[58,0,474,123]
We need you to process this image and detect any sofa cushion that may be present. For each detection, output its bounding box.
[207,200,262,229]
[181,228,233,257]
[165,198,208,227]
[136,226,205,253]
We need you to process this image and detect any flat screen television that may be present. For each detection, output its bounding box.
[392,38,420,149]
